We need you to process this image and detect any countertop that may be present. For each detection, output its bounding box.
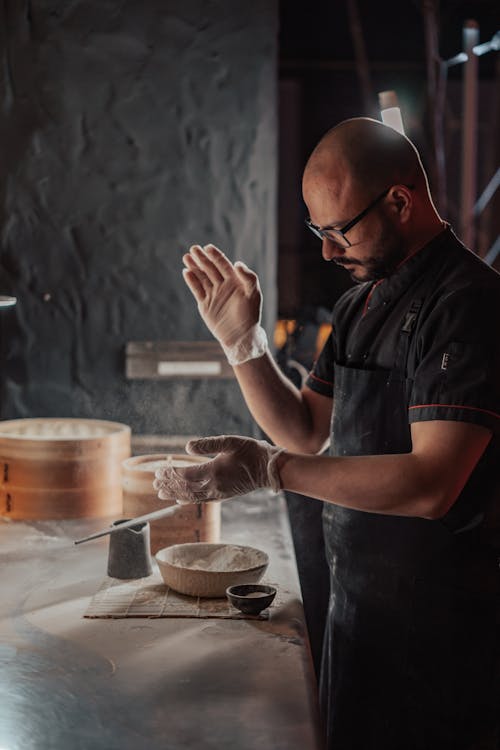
[0,491,323,750]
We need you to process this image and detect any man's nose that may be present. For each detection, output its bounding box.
[322,238,345,262]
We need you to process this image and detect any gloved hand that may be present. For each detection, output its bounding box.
[182,244,268,366]
[153,435,285,505]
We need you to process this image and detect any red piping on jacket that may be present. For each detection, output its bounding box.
[308,372,333,387]
[362,279,384,316]
[409,403,500,421]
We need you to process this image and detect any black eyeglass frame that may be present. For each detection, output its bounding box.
[305,185,414,247]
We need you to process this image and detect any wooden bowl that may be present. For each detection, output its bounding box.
[155,542,269,598]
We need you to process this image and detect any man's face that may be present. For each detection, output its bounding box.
[327,213,407,283]
[303,175,408,283]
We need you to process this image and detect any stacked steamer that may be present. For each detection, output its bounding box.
[122,454,221,553]
[0,418,131,519]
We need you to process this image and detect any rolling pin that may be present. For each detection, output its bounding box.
[73,504,181,545]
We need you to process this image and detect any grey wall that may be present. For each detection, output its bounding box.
[0,0,278,437]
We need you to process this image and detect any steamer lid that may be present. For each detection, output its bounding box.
[0,418,130,440]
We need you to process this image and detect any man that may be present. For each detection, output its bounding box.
[155,118,500,749]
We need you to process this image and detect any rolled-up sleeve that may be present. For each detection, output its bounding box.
[409,287,500,434]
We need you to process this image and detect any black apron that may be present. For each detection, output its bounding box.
[320,301,499,750]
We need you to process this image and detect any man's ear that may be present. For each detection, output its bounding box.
[388,185,413,223]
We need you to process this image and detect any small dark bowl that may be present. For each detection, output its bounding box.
[226,584,277,615]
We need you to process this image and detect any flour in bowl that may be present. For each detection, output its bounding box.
[171,545,261,572]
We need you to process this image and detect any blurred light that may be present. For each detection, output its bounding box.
[315,323,332,356]
[378,90,405,135]
[484,236,500,267]
[473,167,500,216]
[463,20,479,44]
[445,52,468,67]
[473,30,500,56]
[464,28,478,42]
[274,319,297,349]
[380,107,405,134]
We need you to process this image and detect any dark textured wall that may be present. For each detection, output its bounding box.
[0,1,278,436]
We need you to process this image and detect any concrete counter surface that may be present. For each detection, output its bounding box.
[0,491,323,750]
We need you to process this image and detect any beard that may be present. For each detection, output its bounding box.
[334,219,408,283]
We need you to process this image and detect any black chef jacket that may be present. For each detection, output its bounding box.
[306,225,500,538]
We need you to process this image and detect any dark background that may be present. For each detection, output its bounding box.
[278,0,500,318]
[0,0,498,434]
[0,0,278,437]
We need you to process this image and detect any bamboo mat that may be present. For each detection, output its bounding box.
[84,572,279,620]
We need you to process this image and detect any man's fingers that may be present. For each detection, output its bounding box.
[203,244,236,280]
[154,465,214,505]
[183,247,221,289]
[183,244,259,306]
[183,252,212,280]
[182,252,200,271]
[183,264,211,296]
[186,436,230,456]
[182,254,214,294]
[184,245,256,294]
[154,463,211,483]
[234,261,258,293]
[190,246,225,286]
[182,269,206,301]
[186,436,228,456]
[157,488,208,505]
[234,260,257,278]
[186,435,245,456]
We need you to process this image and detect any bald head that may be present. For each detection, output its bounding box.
[302,118,444,277]
[305,118,429,201]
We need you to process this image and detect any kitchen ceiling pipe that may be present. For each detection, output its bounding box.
[460,20,480,249]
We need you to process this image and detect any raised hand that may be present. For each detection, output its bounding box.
[182,244,268,365]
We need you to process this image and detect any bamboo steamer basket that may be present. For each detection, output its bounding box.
[122,454,221,554]
[0,418,131,519]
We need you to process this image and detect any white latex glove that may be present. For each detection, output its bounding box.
[153,435,285,505]
[182,244,268,366]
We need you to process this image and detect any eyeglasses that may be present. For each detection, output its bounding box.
[305,186,396,249]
